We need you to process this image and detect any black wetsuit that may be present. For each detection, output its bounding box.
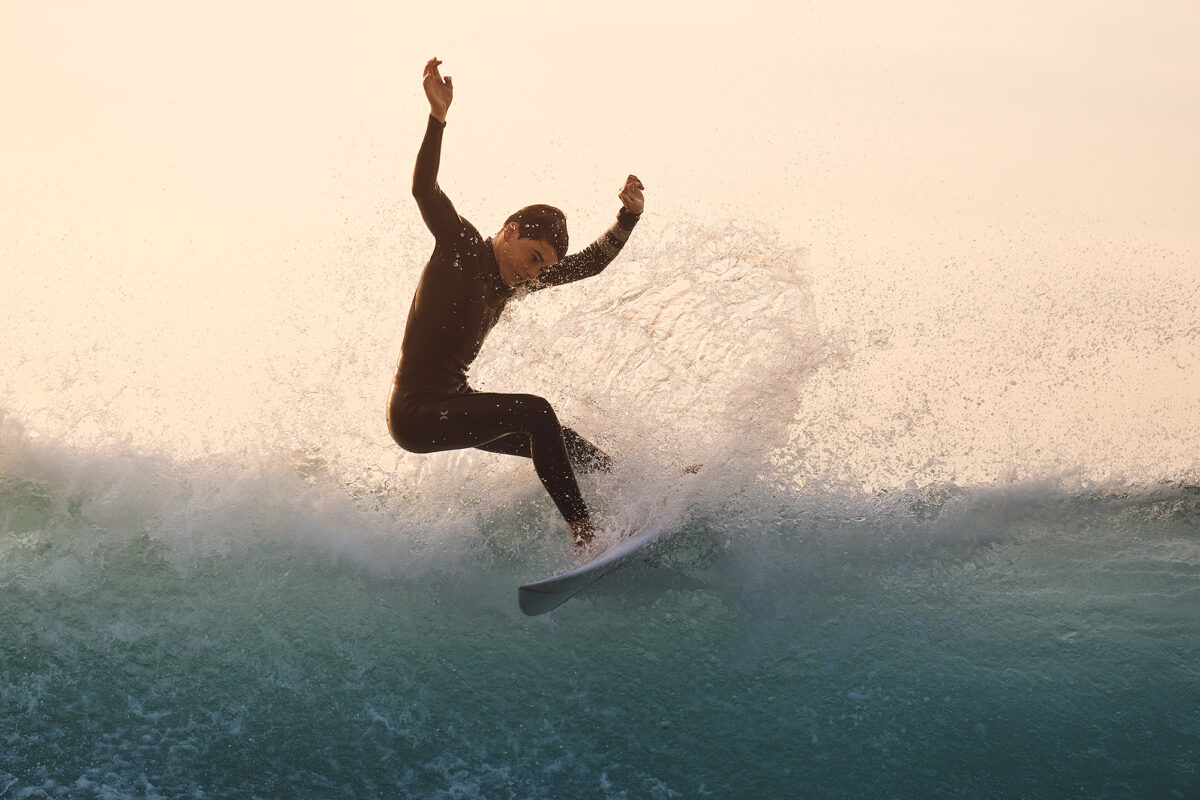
[387,115,640,523]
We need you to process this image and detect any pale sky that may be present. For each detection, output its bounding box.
[4,0,1197,250]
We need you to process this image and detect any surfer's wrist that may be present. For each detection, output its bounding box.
[617,207,641,230]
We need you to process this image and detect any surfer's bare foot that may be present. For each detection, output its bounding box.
[569,518,598,547]
[683,463,703,474]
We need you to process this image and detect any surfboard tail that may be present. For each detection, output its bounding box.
[517,584,585,616]
[516,526,665,615]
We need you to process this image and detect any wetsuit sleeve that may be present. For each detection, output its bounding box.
[530,207,641,291]
[412,114,464,242]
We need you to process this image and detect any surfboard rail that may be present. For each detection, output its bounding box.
[518,526,664,616]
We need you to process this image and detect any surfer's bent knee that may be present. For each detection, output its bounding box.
[387,411,433,454]
[387,387,436,454]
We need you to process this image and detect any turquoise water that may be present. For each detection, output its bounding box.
[2,433,1197,798]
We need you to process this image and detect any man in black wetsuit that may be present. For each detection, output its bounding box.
[387,58,644,547]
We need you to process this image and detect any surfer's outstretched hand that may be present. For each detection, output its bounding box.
[423,57,453,122]
[619,175,645,215]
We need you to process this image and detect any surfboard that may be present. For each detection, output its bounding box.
[518,526,666,616]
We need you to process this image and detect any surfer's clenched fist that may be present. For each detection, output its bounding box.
[618,175,645,216]
[423,57,453,122]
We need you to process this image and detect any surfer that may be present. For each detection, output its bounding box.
[387,58,644,547]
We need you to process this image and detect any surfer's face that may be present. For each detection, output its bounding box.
[494,222,558,286]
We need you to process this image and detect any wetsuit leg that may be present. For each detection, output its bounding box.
[474,428,613,474]
[389,391,590,523]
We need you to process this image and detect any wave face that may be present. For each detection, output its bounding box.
[2,219,1199,798]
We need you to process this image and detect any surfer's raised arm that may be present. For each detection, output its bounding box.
[531,175,646,291]
[412,57,462,241]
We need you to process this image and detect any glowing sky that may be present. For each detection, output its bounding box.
[4,0,1197,255]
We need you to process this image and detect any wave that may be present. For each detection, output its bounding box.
[4,401,1197,590]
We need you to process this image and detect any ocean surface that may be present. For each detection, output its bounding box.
[3,219,1198,798]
